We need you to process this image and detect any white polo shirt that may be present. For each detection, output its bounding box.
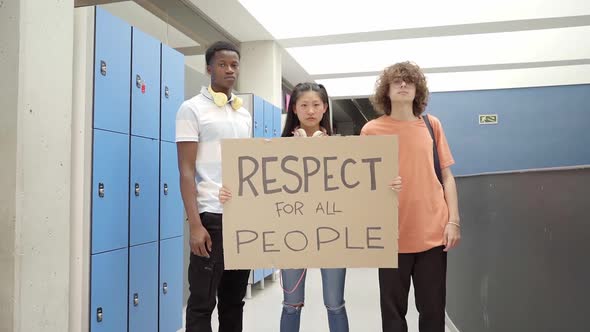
[176,86,252,214]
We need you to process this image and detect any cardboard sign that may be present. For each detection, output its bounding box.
[221,136,398,269]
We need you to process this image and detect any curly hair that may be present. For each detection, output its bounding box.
[370,61,429,116]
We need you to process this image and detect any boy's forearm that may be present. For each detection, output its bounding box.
[443,175,460,223]
[179,173,202,228]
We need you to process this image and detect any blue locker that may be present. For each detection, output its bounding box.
[161,44,185,143]
[273,105,282,137]
[92,129,129,254]
[159,236,184,332]
[130,136,159,246]
[93,7,131,134]
[263,101,273,138]
[160,141,183,240]
[129,242,159,332]
[264,268,274,278]
[131,28,161,139]
[253,96,264,138]
[90,248,128,332]
[252,269,263,284]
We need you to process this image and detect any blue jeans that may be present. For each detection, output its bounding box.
[280,268,349,332]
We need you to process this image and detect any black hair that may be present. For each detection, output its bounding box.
[281,82,332,137]
[205,41,240,65]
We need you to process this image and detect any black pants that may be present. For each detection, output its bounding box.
[186,213,251,332]
[379,246,447,332]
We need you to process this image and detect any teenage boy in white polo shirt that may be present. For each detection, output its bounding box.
[176,41,252,332]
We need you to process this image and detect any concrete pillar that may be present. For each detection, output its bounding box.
[70,6,95,332]
[238,41,283,106]
[0,1,74,331]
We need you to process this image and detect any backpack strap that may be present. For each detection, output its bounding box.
[423,114,443,186]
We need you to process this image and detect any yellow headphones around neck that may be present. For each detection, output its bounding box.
[208,86,243,110]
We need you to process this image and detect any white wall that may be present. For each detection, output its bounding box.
[185,65,210,98]
[186,55,208,75]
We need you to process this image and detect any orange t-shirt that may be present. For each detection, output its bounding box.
[361,115,455,253]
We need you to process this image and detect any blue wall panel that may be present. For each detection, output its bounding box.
[428,84,590,175]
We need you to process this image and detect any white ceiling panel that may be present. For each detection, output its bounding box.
[287,26,590,75]
[187,0,274,41]
[180,0,590,97]
[238,0,590,39]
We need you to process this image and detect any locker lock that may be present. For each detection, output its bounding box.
[264,126,268,133]
[254,121,258,129]
[97,307,103,322]
[273,129,277,136]
[98,183,105,198]
[134,183,140,196]
[136,75,142,89]
[133,293,139,306]
[163,282,168,294]
[163,183,168,195]
[100,61,107,76]
[164,86,170,98]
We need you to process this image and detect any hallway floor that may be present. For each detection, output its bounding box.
[181,268,453,331]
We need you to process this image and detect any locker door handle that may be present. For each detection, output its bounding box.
[97,307,103,322]
[134,183,140,196]
[162,282,168,294]
[264,126,268,134]
[98,183,105,198]
[136,74,142,89]
[164,86,170,98]
[163,183,168,195]
[100,61,107,76]
[273,129,277,136]
[133,293,139,306]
